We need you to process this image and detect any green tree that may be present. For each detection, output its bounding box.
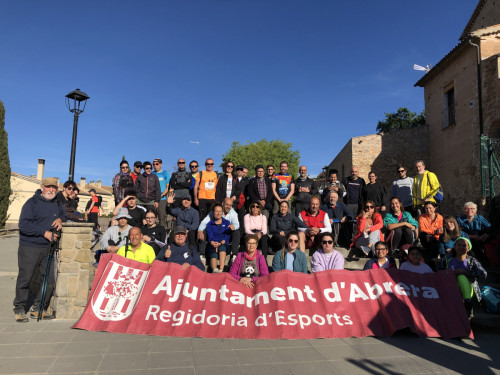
[376,107,425,133]
[0,100,11,228]
[221,139,300,177]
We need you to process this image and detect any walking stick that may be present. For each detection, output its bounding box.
[37,229,60,322]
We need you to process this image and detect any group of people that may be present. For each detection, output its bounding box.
[14,157,497,323]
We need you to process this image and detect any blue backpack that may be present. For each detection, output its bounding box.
[481,286,500,314]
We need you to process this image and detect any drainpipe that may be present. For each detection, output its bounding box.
[469,38,483,135]
[469,38,487,199]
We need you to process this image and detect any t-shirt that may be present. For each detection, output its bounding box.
[141,225,167,243]
[273,173,294,198]
[153,170,171,201]
[196,171,218,200]
[286,252,294,271]
[90,195,99,213]
[117,242,156,264]
[226,177,234,198]
[449,257,468,271]
[400,261,433,274]
[127,205,146,228]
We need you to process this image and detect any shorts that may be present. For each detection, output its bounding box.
[206,243,228,260]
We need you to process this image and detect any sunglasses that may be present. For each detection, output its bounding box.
[365,205,374,209]
[144,167,152,170]
[121,166,129,170]
[135,165,142,168]
[250,204,260,208]
[398,170,405,173]
[206,163,214,166]
[178,161,185,164]
[153,163,160,166]
[322,240,334,245]
[66,187,74,191]
[190,165,198,168]
[227,165,234,168]
[288,239,299,244]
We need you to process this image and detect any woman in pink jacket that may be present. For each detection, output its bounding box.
[229,234,269,288]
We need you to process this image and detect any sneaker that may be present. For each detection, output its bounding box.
[15,312,28,323]
[200,255,206,265]
[29,309,55,320]
[360,246,370,256]
[212,268,219,273]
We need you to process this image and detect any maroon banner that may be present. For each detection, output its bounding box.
[73,253,473,339]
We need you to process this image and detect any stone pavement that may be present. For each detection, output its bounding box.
[1,235,500,375]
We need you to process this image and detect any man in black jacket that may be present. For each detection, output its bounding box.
[14,177,66,322]
[343,165,365,216]
[359,171,388,214]
[169,158,193,207]
[135,161,161,209]
[294,165,318,217]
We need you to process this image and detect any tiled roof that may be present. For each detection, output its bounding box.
[413,40,469,87]
[460,0,488,41]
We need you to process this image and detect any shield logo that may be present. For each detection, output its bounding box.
[91,260,149,321]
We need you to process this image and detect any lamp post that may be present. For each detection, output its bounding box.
[65,88,89,182]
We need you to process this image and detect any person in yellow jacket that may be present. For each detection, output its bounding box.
[117,227,156,264]
[412,160,441,210]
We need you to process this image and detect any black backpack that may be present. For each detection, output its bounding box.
[119,174,134,190]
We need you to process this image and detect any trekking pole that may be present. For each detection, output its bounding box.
[37,229,60,322]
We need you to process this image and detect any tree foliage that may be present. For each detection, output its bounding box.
[376,107,425,133]
[221,139,300,177]
[0,100,11,228]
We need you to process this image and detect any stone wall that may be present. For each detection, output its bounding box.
[54,222,95,319]
[327,126,430,193]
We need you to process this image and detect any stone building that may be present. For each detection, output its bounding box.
[326,126,429,198]
[414,0,500,212]
[6,159,115,229]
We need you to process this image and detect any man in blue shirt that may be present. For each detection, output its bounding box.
[153,158,170,229]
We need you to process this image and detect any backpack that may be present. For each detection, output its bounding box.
[481,286,500,313]
[426,172,444,204]
[119,174,134,190]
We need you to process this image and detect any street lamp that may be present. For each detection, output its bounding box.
[65,88,89,182]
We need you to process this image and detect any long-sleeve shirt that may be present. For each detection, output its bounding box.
[383,211,419,229]
[391,177,414,208]
[418,213,443,239]
[244,214,268,235]
[229,251,269,282]
[156,243,204,271]
[272,250,308,273]
[311,250,345,272]
[270,213,307,234]
[206,218,232,243]
[359,182,388,209]
[198,208,240,231]
[321,202,354,221]
[135,173,161,203]
[457,215,491,236]
[166,205,199,231]
[101,225,132,250]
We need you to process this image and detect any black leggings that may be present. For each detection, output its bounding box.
[391,227,413,249]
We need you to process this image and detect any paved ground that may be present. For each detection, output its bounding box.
[1,235,500,375]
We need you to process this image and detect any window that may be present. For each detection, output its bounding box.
[443,83,455,128]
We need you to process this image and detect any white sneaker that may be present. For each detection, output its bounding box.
[200,255,206,265]
[360,246,371,256]
[231,255,236,263]
[212,268,219,273]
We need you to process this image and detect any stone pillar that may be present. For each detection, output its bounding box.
[53,222,95,319]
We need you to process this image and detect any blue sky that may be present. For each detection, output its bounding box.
[1,0,476,184]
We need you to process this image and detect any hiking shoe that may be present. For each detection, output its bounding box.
[29,310,55,320]
[15,312,28,323]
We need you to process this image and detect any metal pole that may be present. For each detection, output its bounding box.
[68,112,79,181]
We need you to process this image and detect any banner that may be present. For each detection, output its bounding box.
[73,254,473,339]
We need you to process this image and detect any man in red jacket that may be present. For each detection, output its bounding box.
[298,196,332,252]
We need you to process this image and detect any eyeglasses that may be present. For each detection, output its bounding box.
[121,166,129,170]
[398,170,405,173]
[206,163,214,166]
[190,165,198,168]
[178,161,185,164]
[322,240,334,245]
[288,239,299,244]
[364,205,374,209]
